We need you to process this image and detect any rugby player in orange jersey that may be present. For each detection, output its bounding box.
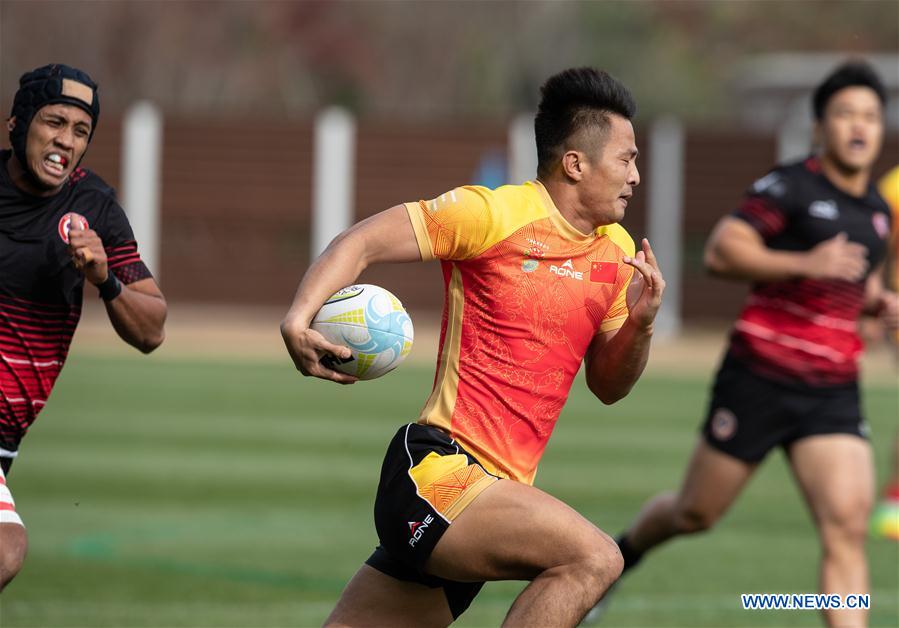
[281,67,665,627]
[869,164,899,542]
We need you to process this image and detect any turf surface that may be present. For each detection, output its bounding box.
[1,354,896,627]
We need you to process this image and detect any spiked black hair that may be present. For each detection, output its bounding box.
[813,60,886,120]
[535,68,636,178]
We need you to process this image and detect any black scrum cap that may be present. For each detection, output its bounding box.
[9,63,100,170]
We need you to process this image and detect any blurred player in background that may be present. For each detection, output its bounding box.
[0,64,166,590]
[597,61,895,627]
[870,163,899,542]
[282,67,664,626]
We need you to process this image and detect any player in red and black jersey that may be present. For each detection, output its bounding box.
[0,64,166,590]
[721,156,891,388]
[598,62,896,627]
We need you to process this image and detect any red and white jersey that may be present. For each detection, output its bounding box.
[728,157,892,387]
[0,150,153,452]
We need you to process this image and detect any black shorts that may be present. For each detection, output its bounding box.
[365,423,498,619]
[702,355,867,463]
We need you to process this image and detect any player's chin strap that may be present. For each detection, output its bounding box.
[8,63,100,185]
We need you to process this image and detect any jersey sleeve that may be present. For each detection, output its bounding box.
[405,186,507,261]
[878,167,899,245]
[732,169,794,241]
[878,166,899,216]
[97,197,154,285]
[598,224,636,333]
[598,282,630,333]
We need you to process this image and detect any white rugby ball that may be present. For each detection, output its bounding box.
[311,284,414,380]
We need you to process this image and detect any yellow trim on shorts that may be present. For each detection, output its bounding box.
[409,451,497,521]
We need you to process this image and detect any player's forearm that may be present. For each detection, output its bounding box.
[282,229,371,331]
[104,286,167,353]
[705,237,807,283]
[586,318,653,405]
[282,205,422,333]
[862,265,886,314]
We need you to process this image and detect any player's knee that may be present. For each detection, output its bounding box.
[673,504,719,534]
[0,524,27,591]
[821,503,871,551]
[598,539,625,582]
[570,532,624,592]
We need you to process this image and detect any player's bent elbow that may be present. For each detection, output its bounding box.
[144,330,165,353]
[703,245,729,276]
[598,392,625,405]
[0,550,25,591]
[134,329,165,354]
[0,525,27,591]
[588,382,628,405]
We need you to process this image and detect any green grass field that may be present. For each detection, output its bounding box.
[1,353,896,627]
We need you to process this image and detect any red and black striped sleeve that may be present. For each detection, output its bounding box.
[731,170,792,240]
[106,241,152,284]
[98,200,153,285]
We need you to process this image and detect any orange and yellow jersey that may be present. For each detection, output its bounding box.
[878,165,899,230]
[405,181,635,485]
[878,166,899,321]
[878,166,899,275]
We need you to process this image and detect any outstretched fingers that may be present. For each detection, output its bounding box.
[640,238,661,272]
[623,248,655,290]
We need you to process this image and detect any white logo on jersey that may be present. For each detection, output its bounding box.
[550,259,583,280]
[752,172,786,197]
[809,200,839,220]
[752,172,779,193]
[57,212,89,244]
[427,190,458,212]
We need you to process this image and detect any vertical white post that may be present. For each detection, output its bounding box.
[121,101,162,278]
[508,113,537,184]
[647,116,684,339]
[312,107,355,260]
[778,97,812,164]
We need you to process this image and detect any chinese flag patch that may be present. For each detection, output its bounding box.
[590,261,618,283]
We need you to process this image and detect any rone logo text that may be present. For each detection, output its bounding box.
[408,514,435,547]
[549,259,583,280]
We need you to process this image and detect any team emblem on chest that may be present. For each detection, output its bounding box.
[57,212,89,244]
[872,212,890,240]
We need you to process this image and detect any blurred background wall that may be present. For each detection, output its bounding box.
[1,0,897,326]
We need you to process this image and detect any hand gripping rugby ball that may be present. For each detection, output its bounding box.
[311,284,414,380]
